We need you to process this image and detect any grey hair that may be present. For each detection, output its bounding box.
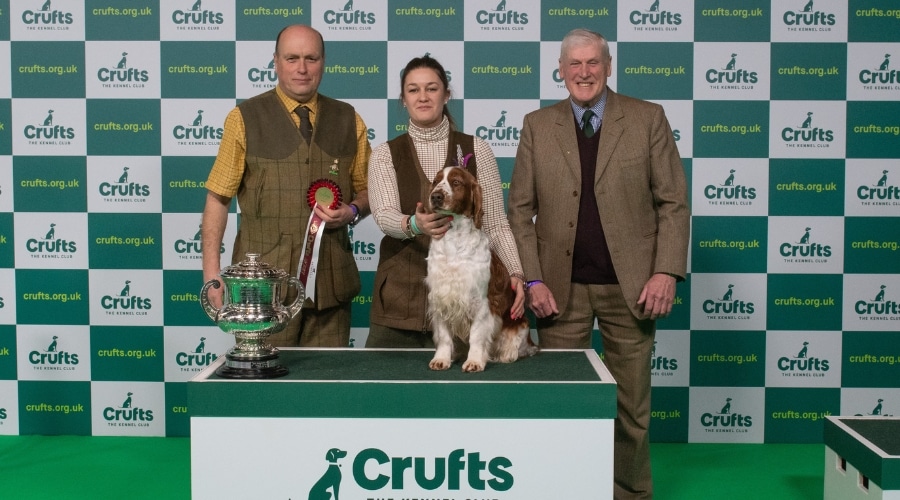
[560,28,611,62]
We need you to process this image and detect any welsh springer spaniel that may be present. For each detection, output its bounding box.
[425,165,539,372]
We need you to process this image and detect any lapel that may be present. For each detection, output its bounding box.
[595,89,624,184]
[550,99,582,185]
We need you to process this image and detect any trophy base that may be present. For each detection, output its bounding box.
[216,351,288,379]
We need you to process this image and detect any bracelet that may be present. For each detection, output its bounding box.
[525,280,543,289]
[409,214,422,235]
[348,203,362,226]
[403,215,415,239]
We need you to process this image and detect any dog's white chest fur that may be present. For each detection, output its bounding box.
[426,216,491,337]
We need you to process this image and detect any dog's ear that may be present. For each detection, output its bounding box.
[472,178,484,229]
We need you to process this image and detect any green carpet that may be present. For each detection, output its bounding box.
[0,436,823,499]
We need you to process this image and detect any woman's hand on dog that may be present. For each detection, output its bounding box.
[415,202,452,240]
[510,276,526,320]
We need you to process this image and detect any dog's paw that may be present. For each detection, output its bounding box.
[429,357,452,371]
[461,359,485,372]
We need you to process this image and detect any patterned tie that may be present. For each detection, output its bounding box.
[295,105,312,143]
[581,109,596,138]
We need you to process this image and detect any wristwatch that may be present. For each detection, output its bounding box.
[348,203,362,226]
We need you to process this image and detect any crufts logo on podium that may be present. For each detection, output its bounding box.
[704,169,757,205]
[777,341,829,377]
[324,0,376,26]
[781,111,834,148]
[21,0,74,28]
[475,0,529,29]
[304,447,514,497]
[779,225,832,262]
[629,0,682,28]
[176,336,218,371]
[26,223,77,258]
[859,53,899,86]
[650,340,679,373]
[97,52,150,88]
[101,280,152,316]
[173,109,223,145]
[782,0,836,29]
[99,167,151,202]
[23,110,75,145]
[701,398,752,432]
[705,53,758,88]
[103,391,154,427]
[171,0,224,29]
[29,335,79,370]
[855,285,900,319]
[476,111,520,146]
[857,169,900,205]
[702,284,755,319]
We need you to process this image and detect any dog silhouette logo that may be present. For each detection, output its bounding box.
[43,110,54,126]
[798,227,811,244]
[796,341,808,358]
[118,166,129,183]
[193,224,202,241]
[879,54,890,71]
[191,0,202,11]
[724,53,737,71]
[192,110,204,127]
[47,336,59,352]
[45,223,56,240]
[855,399,894,417]
[800,112,813,129]
[342,0,353,11]
[120,280,131,297]
[41,0,51,11]
[308,448,348,500]
[722,169,736,186]
[872,399,883,415]
[720,398,732,414]
[801,0,813,13]
[721,284,734,301]
[875,285,886,302]
[496,0,506,11]
[494,110,507,128]
[876,170,888,187]
[649,0,660,12]
[117,52,128,69]
[122,392,133,408]
[195,337,206,353]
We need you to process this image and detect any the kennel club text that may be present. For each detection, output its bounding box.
[356,447,513,497]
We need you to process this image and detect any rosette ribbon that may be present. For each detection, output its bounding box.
[297,179,342,302]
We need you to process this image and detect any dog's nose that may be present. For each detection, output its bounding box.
[430,191,444,209]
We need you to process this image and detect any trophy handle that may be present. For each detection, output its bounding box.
[200,279,222,322]
[285,277,305,319]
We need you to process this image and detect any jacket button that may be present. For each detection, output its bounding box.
[568,221,574,228]
[572,191,578,197]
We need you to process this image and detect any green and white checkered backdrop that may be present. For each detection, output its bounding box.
[0,0,898,441]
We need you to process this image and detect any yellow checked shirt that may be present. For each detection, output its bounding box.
[206,86,370,198]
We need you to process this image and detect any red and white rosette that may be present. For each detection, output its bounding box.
[297,179,342,302]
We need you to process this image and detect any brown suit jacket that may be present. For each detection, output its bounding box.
[508,89,690,319]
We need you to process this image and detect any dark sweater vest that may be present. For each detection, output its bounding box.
[369,131,476,331]
[235,90,360,309]
[573,121,618,284]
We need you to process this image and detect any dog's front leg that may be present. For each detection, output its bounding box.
[461,309,493,372]
[429,322,454,370]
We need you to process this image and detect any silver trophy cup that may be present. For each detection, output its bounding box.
[200,253,304,379]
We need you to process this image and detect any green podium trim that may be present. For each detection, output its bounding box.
[188,349,617,420]
[824,416,900,490]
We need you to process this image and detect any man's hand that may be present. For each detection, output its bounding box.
[637,273,677,320]
[526,282,559,318]
[314,203,356,229]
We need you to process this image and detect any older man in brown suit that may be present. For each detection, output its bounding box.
[508,29,690,500]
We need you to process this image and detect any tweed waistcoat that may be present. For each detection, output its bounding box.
[369,131,476,331]
[234,90,360,310]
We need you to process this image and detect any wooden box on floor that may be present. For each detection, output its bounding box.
[187,348,617,500]
[824,416,900,500]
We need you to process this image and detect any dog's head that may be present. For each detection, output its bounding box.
[428,166,484,228]
[325,448,347,463]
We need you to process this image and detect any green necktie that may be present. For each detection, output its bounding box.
[581,109,596,138]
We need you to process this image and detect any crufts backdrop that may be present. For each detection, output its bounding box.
[0,0,898,442]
